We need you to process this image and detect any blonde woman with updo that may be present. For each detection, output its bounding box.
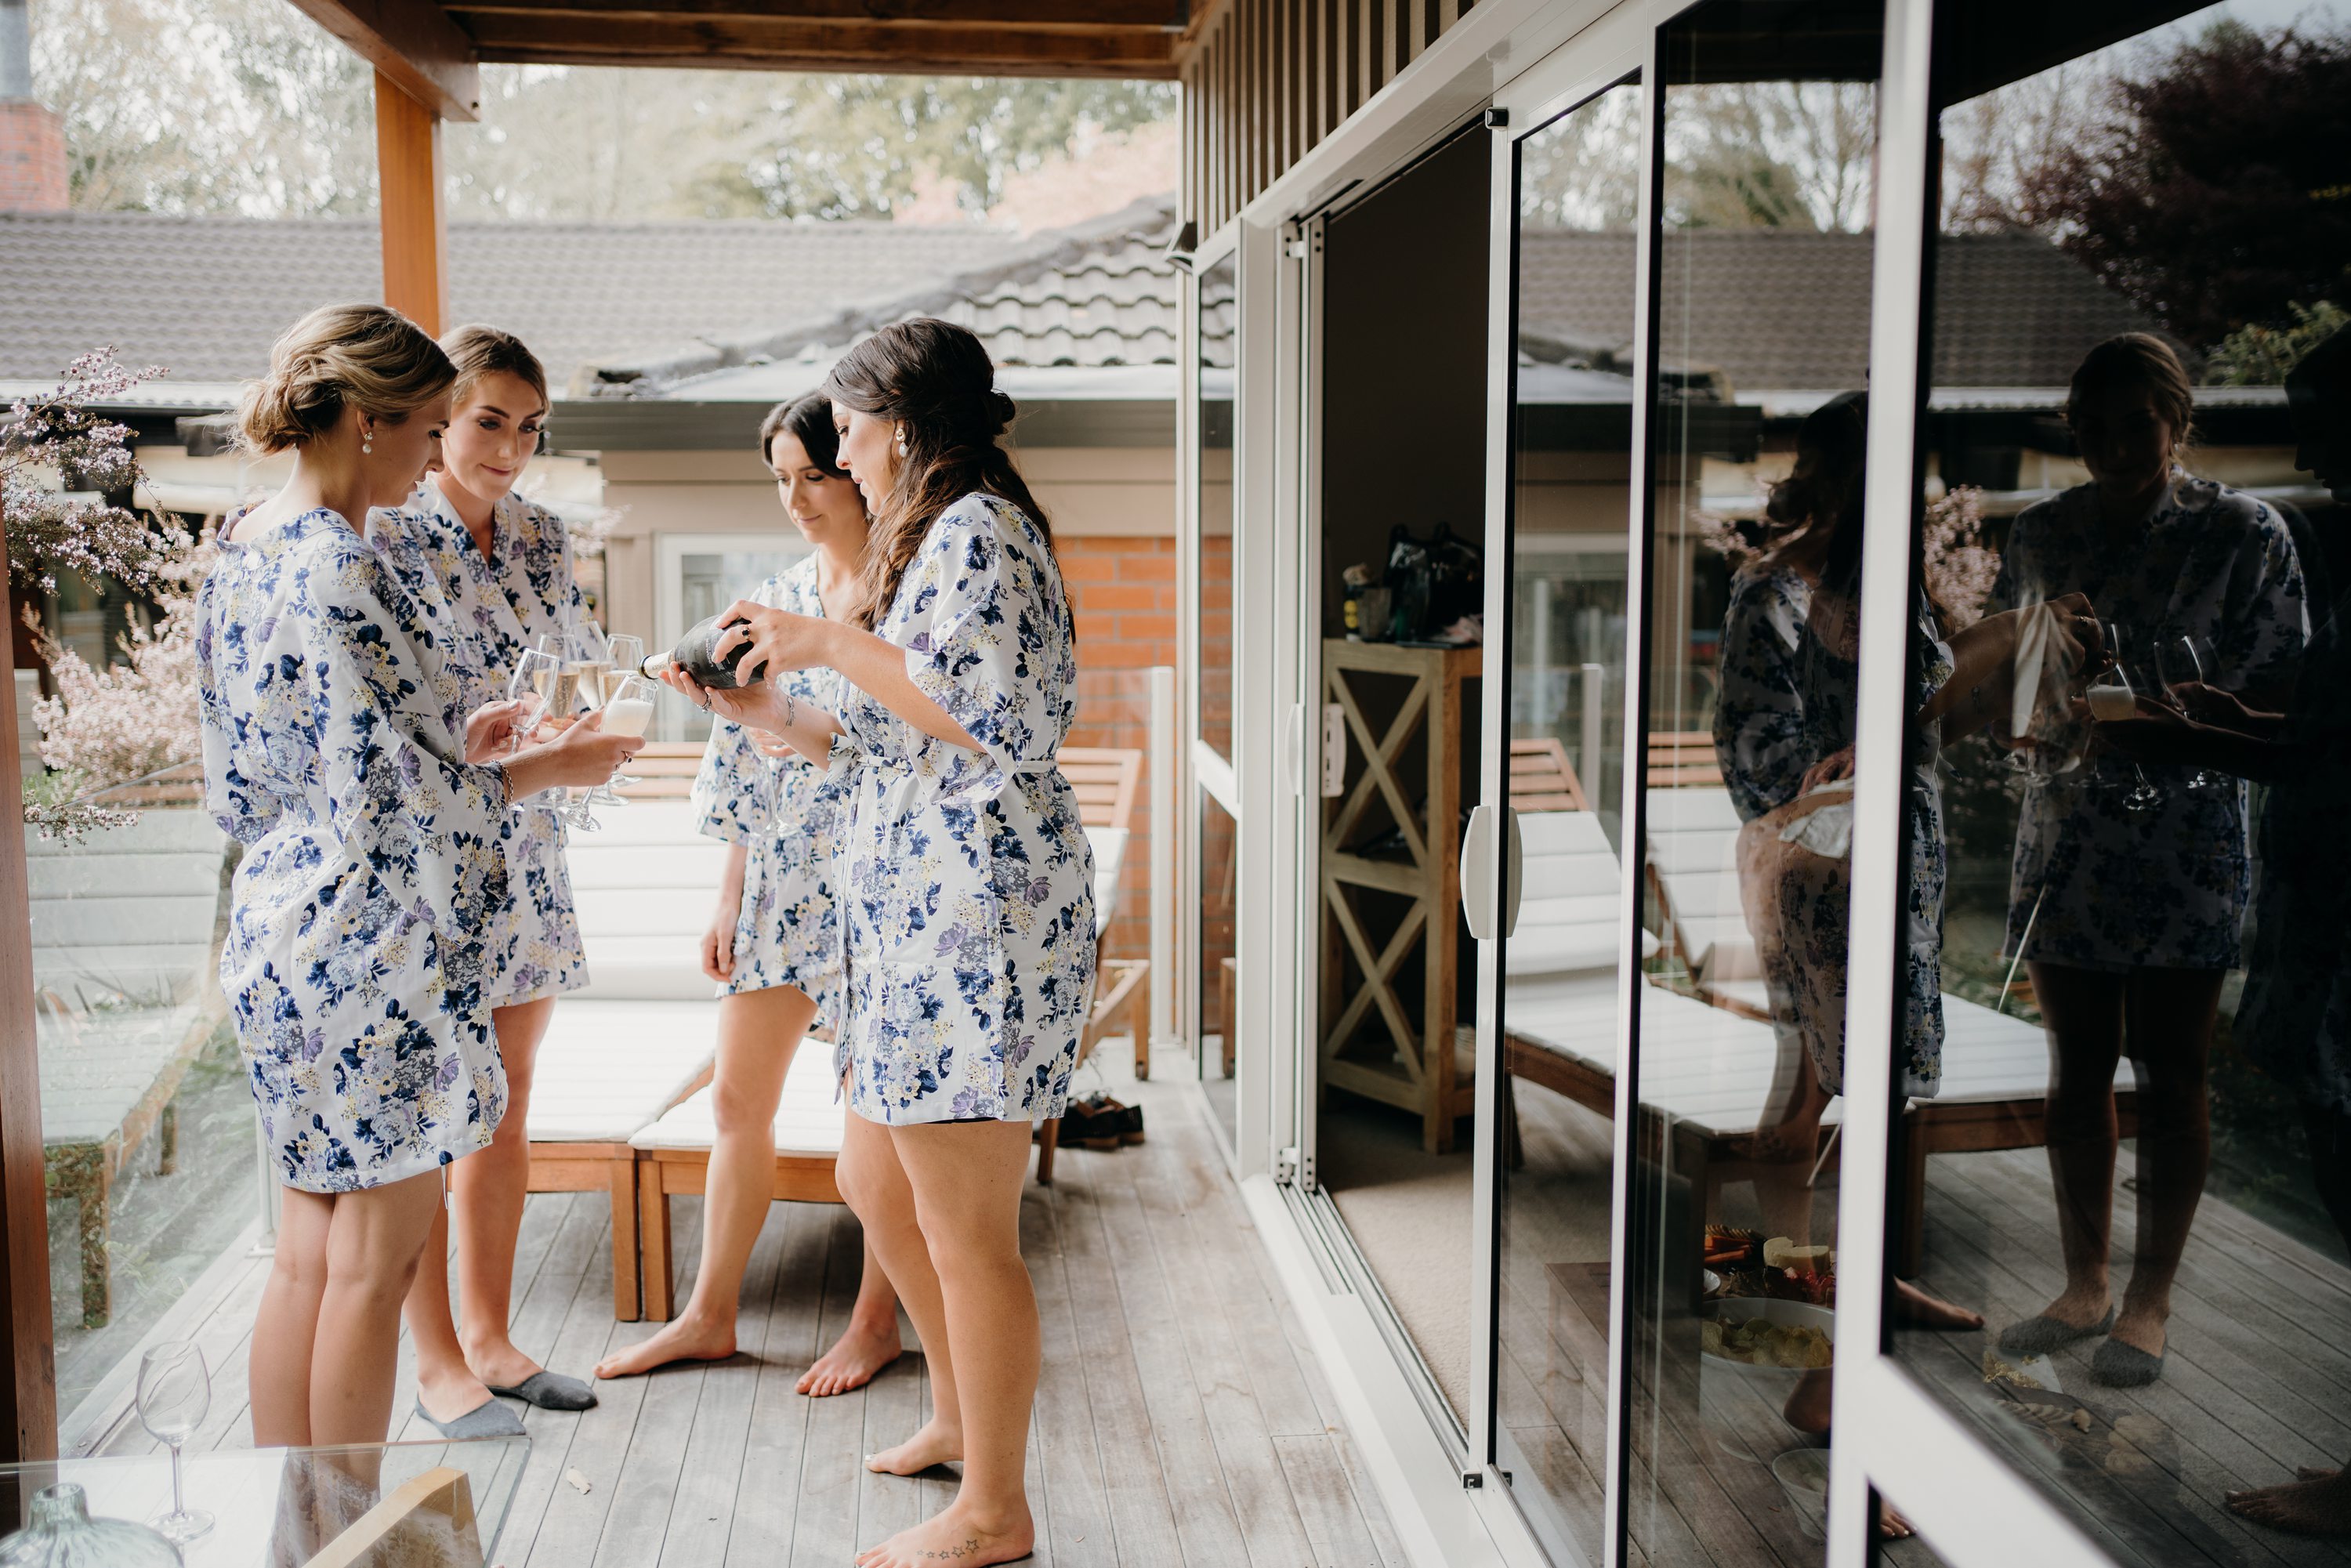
[368,327,604,1433]
[196,303,640,1452]
[665,319,1092,1568]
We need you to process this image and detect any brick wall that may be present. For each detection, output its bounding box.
[0,102,67,212]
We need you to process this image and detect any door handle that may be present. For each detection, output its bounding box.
[1460,806,1523,942]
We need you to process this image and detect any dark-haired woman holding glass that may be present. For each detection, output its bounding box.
[661,320,1091,1568]
[1991,333,2308,1389]
[596,393,904,1396]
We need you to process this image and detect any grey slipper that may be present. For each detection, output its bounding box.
[1996,1305,2116,1357]
[2089,1335,2165,1388]
[414,1396,528,1439]
[489,1369,599,1411]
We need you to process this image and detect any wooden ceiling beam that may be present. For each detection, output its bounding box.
[447,0,1186,27]
[462,13,1180,75]
[284,0,482,121]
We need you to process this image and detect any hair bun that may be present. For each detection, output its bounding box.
[986,389,1016,435]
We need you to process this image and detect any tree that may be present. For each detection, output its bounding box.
[2016,19,2351,349]
[1661,81,1875,233]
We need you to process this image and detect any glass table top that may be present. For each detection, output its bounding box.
[0,1434,528,1566]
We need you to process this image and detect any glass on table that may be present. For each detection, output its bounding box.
[135,1341,211,1545]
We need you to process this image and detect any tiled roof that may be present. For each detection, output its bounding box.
[0,211,1020,389]
[612,197,1185,395]
[1516,228,2164,393]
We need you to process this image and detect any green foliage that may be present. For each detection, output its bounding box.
[2204,300,2351,386]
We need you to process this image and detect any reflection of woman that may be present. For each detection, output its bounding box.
[1992,333,2308,1389]
[668,320,1093,1567]
[595,394,904,1394]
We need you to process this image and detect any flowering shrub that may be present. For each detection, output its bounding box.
[27,542,210,805]
[1922,484,1999,632]
[2,351,191,595]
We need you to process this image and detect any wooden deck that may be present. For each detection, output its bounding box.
[76,1077,1402,1567]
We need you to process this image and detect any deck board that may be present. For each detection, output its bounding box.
[92,1077,1393,1566]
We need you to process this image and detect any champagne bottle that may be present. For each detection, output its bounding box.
[641,613,767,689]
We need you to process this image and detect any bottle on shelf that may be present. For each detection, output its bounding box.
[641,614,766,690]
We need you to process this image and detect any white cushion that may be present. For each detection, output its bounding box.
[629,1035,844,1158]
[567,801,730,1001]
[524,999,719,1143]
[1087,825,1128,932]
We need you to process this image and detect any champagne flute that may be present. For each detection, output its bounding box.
[2157,632,2226,789]
[603,636,647,781]
[138,1341,213,1544]
[2085,654,2160,813]
[509,648,566,813]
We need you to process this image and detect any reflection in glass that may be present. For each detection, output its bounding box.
[1200,788,1239,1145]
[1199,253,1237,762]
[1495,78,1639,1568]
[1892,3,2351,1559]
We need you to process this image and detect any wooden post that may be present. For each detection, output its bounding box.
[374,71,447,336]
[0,538,59,1461]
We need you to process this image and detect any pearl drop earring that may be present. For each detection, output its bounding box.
[894,428,908,456]
[361,426,373,456]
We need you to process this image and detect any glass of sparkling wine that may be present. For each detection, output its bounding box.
[509,648,566,811]
[2085,657,2159,812]
[603,635,647,783]
[138,1341,212,1544]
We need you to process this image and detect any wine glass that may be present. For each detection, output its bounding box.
[2085,655,2160,813]
[2157,632,2226,789]
[2003,601,2088,788]
[508,647,566,813]
[603,635,647,780]
[138,1341,212,1544]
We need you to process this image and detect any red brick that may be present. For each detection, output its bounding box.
[1120,613,1178,641]
[1060,552,1120,583]
[1078,641,1161,669]
[1118,552,1177,583]
[1073,582,1161,612]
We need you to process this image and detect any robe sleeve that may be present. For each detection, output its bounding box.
[900,497,1068,775]
[1712,570,1812,821]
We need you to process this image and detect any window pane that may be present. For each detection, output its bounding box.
[1199,254,1237,762]
[1889,4,2351,1560]
[1631,3,1879,1563]
[1497,76,1640,1568]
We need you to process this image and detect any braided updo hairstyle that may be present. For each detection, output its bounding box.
[237,303,454,454]
[820,318,1053,630]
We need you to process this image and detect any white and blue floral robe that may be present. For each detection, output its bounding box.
[690,556,852,1021]
[1713,564,1813,822]
[1992,476,2308,972]
[835,493,1096,1124]
[196,509,512,1192]
[371,483,588,1005]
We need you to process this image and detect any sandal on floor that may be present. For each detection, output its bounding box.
[489,1370,598,1410]
[1995,1306,2115,1358]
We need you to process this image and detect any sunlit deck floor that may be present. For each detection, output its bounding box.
[74,1074,1402,1567]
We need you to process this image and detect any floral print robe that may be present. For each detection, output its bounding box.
[690,555,852,1019]
[835,493,1096,1124]
[1992,476,2308,972]
[1713,566,1952,1099]
[372,483,588,1005]
[196,509,512,1192]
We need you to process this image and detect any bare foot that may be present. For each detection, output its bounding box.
[415,1363,497,1427]
[1783,1370,1833,1436]
[594,1314,738,1380]
[1893,1276,1986,1331]
[854,1497,1034,1566]
[865,1417,962,1476]
[2301,1466,2343,1483]
[2229,1469,2351,1535]
[1881,1498,1915,1539]
[799,1318,901,1398]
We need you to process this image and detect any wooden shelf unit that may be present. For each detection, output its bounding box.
[1318,639,1481,1153]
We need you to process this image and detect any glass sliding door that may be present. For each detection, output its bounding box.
[1625,2,1884,1561]
[1491,72,1645,1568]
[1838,0,2351,1563]
[1196,245,1242,1149]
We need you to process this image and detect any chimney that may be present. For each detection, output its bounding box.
[0,0,67,212]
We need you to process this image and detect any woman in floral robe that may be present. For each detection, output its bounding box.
[368,328,606,1431]
[669,321,1090,1568]
[196,304,637,1454]
[595,393,905,1399]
